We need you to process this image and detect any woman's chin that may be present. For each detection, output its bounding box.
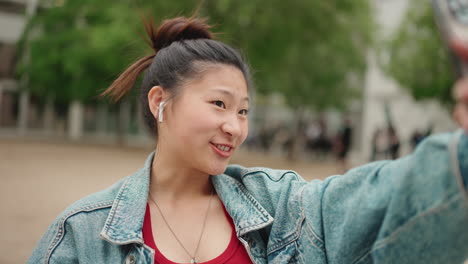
[207,164,229,176]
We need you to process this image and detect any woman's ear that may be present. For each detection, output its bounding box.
[148,86,166,120]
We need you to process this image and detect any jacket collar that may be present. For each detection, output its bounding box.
[99,152,152,245]
[211,174,274,236]
[100,152,273,245]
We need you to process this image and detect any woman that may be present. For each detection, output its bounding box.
[29,17,468,264]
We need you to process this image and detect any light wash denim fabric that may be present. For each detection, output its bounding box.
[29,131,468,264]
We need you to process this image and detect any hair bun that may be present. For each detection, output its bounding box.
[145,17,213,52]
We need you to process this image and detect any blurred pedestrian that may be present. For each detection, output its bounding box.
[370,128,388,161]
[410,126,432,151]
[335,117,352,172]
[387,126,400,160]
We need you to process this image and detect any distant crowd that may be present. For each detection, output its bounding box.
[244,117,353,161]
[245,118,433,163]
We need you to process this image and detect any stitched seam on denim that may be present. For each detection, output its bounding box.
[239,221,272,235]
[43,201,113,264]
[266,191,306,253]
[449,130,468,203]
[358,193,464,262]
[269,210,324,256]
[267,237,297,256]
[102,176,131,236]
[296,240,307,264]
[243,169,300,182]
[266,228,298,253]
[352,251,371,264]
[301,214,325,251]
[298,185,325,248]
[100,233,144,246]
[318,176,341,263]
[239,171,299,233]
[232,179,272,222]
[267,213,303,254]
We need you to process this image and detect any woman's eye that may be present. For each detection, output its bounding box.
[212,100,225,108]
[239,109,249,116]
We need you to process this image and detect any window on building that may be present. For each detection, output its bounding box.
[0,0,26,14]
[0,42,17,78]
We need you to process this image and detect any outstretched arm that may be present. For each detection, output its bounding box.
[300,81,468,263]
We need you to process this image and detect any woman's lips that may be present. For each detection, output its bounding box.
[210,142,234,158]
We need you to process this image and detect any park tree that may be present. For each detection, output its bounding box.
[203,0,372,104]
[17,0,137,140]
[381,0,454,105]
[17,0,191,141]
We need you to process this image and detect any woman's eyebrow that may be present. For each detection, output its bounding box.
[212,88,249,102]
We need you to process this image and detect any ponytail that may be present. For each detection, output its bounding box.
[101,17,213,103]
[101,54,154,102]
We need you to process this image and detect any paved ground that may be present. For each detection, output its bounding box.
[0,138,340,264]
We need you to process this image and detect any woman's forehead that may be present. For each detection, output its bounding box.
[184,64,249,98]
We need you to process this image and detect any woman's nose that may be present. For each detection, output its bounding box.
[221,116,242,137]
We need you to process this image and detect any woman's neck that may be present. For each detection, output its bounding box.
[149,154,213,204]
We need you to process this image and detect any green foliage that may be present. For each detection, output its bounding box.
[17,0,373,109]
[382,0,454,105]
[203,0,373,111]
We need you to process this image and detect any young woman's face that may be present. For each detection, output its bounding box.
[159,65,249,175]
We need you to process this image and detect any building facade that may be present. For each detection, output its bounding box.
[0,0,38,129]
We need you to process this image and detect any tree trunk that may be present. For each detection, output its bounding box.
[68,100,84,140]
[18,90,29,135]
[287,107,305,162]
[43,96,54,135]
[136,102,146,137]
[116,100,131,146]
[96,103,108,136]
[0,88,3,127]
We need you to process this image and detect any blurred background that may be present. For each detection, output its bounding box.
[0,0,464,263]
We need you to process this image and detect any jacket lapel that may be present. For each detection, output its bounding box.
[100,153,154,245]
[211,173,274,236]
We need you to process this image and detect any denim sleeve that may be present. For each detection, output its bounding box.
[27,216,79,264]
[302,131,468,264]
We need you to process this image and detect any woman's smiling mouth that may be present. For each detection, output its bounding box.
[210,142,234,157]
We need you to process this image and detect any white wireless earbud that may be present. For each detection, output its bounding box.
[158,101,166,123]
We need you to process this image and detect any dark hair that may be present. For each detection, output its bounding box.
[101,17,252,137]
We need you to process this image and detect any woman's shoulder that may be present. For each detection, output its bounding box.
[59,175,130,218]
[225,164,305,183]
[60,161,151,217]
[28,174,136,264]
[220,164,309,210]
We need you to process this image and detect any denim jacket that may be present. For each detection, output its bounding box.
[29,131,468,264]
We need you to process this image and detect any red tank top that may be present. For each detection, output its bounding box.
[142,203,253,264]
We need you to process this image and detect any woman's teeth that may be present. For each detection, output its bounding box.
[215,144,231,152]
